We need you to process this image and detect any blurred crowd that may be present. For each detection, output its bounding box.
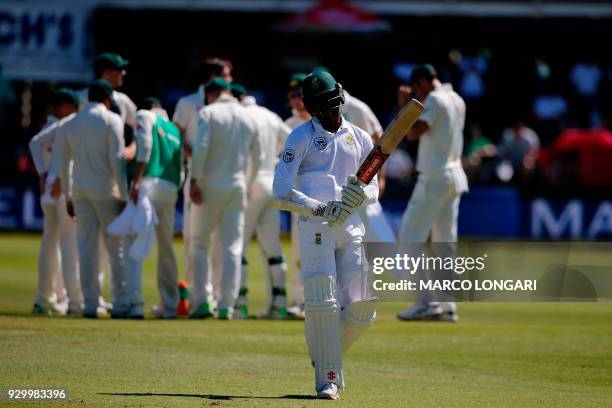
[2,51,612,194]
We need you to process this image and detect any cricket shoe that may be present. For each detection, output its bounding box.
[152,304,177,319]
[128,304,145,320]
[438,302,459,322]
[257,306,288,320]
[233,305,249,320]
[317,383,340,400]
[98,296,113,312]
[287,303,305,320]
[218,307,233,320]
[31,303,50,315]
[83,304,100,318]
[190,302,213,319]
[67,303,83,316]
[397,303,443,321]
[32,302,66,316]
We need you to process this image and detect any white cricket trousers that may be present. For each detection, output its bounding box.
[398,168,467,243]
[183,180,222,299]
[127,180,179,315]
[399,169,467,304]
[34,195,82,309]
[298,215,368,307]
[190,186,246,310]
[241,181,286,307]
[359,202,396,243]
[290,213,304,305]
[74,197,129,312]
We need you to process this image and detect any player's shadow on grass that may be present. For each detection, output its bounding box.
[100,392,317,401]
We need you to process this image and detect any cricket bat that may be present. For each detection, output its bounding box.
[270,98,425,216]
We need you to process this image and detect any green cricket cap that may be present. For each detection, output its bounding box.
[51,88,80,107]
[94,52,129,71]
[205,77,231,93]
[231,83,247,98]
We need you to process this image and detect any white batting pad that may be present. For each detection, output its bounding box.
[304,275,344,391]
[340,298,377,354]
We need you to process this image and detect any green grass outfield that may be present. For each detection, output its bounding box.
[0,233,611,407]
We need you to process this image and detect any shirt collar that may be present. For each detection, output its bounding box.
[311,116,350,136]
[85,101,105,110]
[215,93,237,104]
[151,107,169,120]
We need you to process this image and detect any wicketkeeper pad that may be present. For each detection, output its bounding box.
[304,275,344,390]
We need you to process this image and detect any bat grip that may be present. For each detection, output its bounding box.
[356,145,389,185]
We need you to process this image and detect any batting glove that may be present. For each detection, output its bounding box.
[323,200,354,225]
[341,175,367,209]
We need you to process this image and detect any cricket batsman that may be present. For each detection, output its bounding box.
[273,70,378,400]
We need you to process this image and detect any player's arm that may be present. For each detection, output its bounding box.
[121,95,138,160]
[48,125,71,199]
[247,123,263,189]
[108,116,128,202]
[172,98,192,159]
[130,111,155,203]
[406,121,429,141]
[29,120,60,192]
[273,131,322,213]
[276,116,292,157]
[190,109,211,205]
[407,94,438,141]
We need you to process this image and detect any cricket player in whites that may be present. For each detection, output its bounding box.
[51,80,130,318]
[273,70,378,400]
[397,65,468,322]
[78,53,137,312]
[313,67,395,243]
[189,78,262,320]
[173,58,232,299]
[231,84,291,319]
[284,73,310,319]
[128,98,182,319]
[29,89,83,315]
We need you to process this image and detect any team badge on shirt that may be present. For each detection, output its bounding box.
[315,233,322,245]
[282,148,295,162]
[345,134,355,145]
[314,136,327,151]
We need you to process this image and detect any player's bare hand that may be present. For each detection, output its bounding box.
[66,200,76,220]
[398,85,412,107]
[190,179,203,205]
[183,143,192,159]
[50,178,62,199]
[130,181,141,204]
[123,142,137,161]
[341,175,367,209]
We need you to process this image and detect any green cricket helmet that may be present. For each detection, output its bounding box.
[302,70,345,117]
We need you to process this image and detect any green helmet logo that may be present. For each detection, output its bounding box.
[310,77,320,90]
